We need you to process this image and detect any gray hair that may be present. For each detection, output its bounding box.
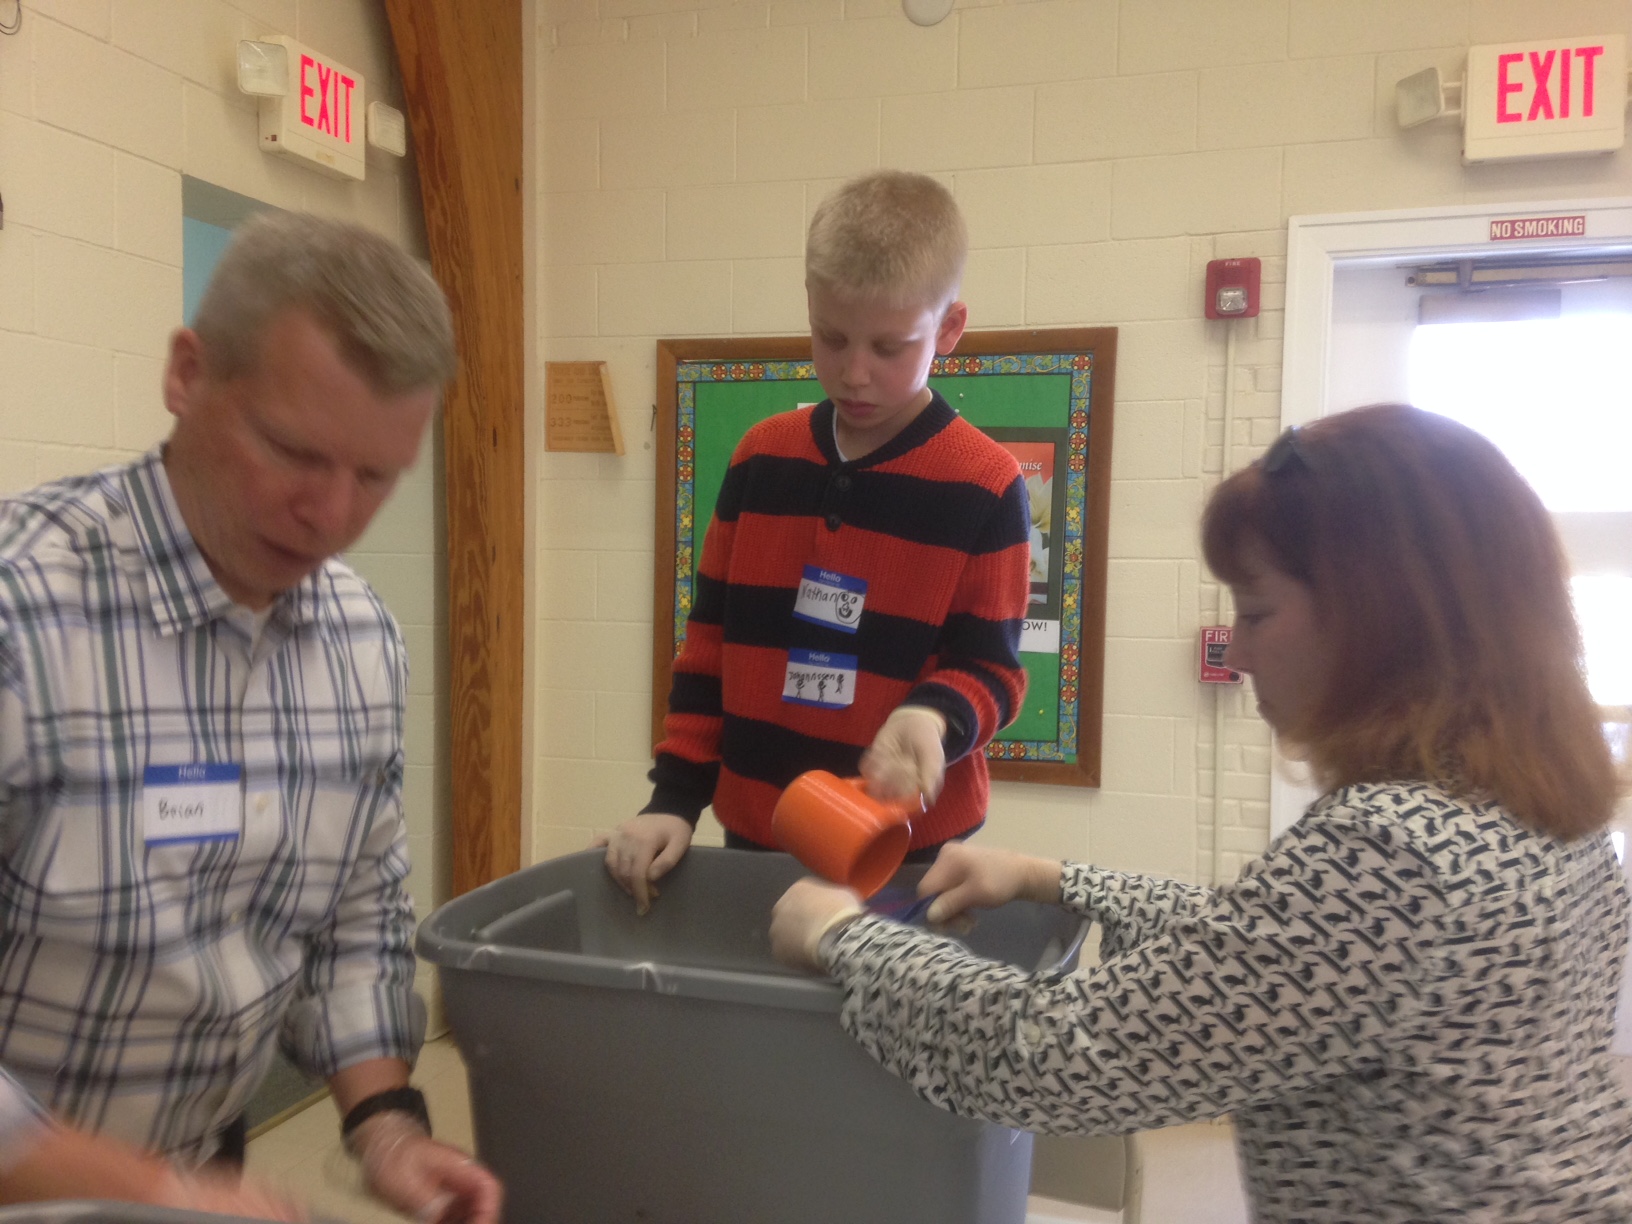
[192,211,456,394]
[806,170,967,310]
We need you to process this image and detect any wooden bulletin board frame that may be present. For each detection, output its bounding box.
[652,328,1116,787]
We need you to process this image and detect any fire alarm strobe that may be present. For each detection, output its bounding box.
[1205,257,1261,319]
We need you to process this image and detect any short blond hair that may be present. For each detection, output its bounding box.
[194,211,456,395]
[806,171,967,309]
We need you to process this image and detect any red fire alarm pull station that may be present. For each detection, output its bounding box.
[1199,627,1243,684]
[1205,257,1261,319]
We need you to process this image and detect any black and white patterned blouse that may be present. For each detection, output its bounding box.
[824,782,1632,1221]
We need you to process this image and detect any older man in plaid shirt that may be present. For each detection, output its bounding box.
[0,213,500,1222]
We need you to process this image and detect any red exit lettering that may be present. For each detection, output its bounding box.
[298,52,357,143]
[1497,44,1604,124]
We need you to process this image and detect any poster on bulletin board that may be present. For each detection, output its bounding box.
[651,328,1116,787]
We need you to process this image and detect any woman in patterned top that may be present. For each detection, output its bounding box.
[771,403,1632,1222]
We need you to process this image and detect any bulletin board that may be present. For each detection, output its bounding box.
[652,328,1116,787]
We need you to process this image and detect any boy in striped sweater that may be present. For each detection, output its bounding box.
[603,171,1031,913]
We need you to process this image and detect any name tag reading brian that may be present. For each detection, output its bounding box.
[143,763,243,845]
[793,566,867,633]
[783,648,858,709]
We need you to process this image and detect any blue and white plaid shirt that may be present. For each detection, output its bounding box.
[0,449,423,1164]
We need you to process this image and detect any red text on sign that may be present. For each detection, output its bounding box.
[1497,45,1604,124]
[298,53,357,143]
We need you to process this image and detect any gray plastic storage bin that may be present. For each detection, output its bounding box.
[419,847,1088,1224]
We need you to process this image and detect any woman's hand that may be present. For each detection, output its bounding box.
[770,879,865,973]
[919,843,1062,924]
[154,1168,308,1222]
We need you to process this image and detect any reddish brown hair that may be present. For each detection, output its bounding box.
[1203,403,1619,839]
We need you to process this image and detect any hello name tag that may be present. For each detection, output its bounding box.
[782,648,858,709]
[792,566,867,633]
[143,763,243,845]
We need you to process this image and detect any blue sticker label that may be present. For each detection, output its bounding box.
[143,763,243,787]
[142,763,243,845]
[782,648,859,709]
[792,565,867,633]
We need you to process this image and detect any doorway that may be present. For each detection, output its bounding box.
[1279,196,1632,840]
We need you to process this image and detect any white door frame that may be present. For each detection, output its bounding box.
[1273,194,1632,836]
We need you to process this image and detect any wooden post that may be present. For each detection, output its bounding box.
[384,0,524,894]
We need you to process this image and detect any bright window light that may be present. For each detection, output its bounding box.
[1408,315,1632,512]
[1573,575,1632,705]
[1607,721,1631,767]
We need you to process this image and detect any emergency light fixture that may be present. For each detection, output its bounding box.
[1396,35,1631,163]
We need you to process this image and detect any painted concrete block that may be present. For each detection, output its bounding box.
[667,181,805,260]
[959,0,1116,89]
[958,162,1111,249]
[738,98,880,182]
[880,86,1033,171]
[1111,148,1282,240]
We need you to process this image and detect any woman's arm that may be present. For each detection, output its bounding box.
[823,810,1445,1136]
[1061,863,1216,957]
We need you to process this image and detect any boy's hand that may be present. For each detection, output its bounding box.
[918,842,1062,925]
[861,705,947,803]
[597,813,693,915]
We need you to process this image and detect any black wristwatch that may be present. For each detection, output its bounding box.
[341,1085,432,1145]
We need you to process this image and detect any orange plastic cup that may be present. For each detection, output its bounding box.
[771,770,918,898]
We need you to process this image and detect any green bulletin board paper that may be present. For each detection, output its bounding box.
[931,372,1072,428]
[692,379,823,553]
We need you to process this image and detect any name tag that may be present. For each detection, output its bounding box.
[143,763,243,845]
[783,649,858,709]
[793,566,867,633]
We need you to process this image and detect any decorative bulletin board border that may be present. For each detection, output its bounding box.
[652,328,1116,787]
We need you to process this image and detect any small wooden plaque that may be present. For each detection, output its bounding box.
[545,360,626,454]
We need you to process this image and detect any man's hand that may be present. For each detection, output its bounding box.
[597,813,693,915]
[154,1167,309,1221]
[0,1126,306,1221]
[770,878,865,973]
[860,706,947,803]
[918,842,1062,925]
[351,1111,503,1224]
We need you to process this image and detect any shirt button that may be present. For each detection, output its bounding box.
[834,473,852,492]
[825,513,842,531]
[230,909,246,926]
[255,795,269,814]
[1022,1020,1043,1046]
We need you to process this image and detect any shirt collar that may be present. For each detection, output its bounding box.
[121,447,324,635]
[810,390,956,467]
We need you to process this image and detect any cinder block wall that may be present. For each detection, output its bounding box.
[530,0,1632,881]
[0,1,451,988]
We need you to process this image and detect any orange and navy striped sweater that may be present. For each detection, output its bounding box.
[645,394,1031,849]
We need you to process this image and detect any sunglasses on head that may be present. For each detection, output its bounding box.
[1262,426,1310,475]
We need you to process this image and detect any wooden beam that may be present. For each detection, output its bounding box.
[384,0,524,894]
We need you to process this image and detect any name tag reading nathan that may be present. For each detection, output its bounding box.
[792,566,867,633]
[783,649,858,709]
[143,763,243,845]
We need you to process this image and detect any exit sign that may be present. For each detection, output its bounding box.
[257,35,366,181]
[1464,35,1626,162]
